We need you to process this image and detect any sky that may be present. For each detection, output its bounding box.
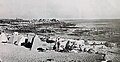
[0,0,120,19]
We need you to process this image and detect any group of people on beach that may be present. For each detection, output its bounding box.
[0,31,113,62]
[0,31,95,53]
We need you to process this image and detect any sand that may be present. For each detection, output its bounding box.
[0,43,104,62]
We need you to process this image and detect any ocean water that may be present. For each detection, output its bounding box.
[64,19,120,30]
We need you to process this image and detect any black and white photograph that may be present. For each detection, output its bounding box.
[0,0,120,62]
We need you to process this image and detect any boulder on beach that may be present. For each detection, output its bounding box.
[31,35,49,51]
[0,32,8,43]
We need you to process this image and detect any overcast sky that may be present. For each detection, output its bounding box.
[0,0,120,19]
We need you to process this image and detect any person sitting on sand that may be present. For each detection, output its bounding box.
[79,45,83,52]
[83,48,87,52]
[54,37,60,51]
[65,41,71,52]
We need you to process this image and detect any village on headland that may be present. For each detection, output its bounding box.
[0,18,120,62]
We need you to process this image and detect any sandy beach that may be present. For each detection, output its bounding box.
[0,43,104,62]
